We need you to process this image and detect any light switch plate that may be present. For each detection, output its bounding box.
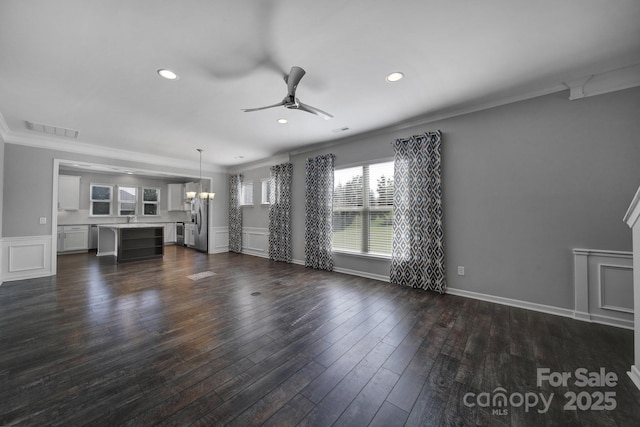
[39,217,47,225]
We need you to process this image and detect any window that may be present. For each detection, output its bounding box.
[118,186,137,216]
[333,161,394,256]
[261,179,271,205]
[240,181,254,206]
[142,187,160,216]
[90,184,113,216]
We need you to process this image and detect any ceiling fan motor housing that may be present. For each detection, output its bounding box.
[284,96,300,109]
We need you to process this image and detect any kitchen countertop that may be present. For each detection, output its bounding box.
[97,223,166,229]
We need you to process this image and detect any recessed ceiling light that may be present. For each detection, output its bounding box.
[125,171,134,174]
[386,72,404,82]
[277,118,288,124]
[157,69,178,80]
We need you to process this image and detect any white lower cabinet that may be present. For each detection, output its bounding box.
[185,223,195,247]
[164,223,176,244]
[58,225,89,253]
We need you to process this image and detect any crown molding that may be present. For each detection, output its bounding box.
[287,83,568,158]
[564,63,640,101]
[227,153,290,174]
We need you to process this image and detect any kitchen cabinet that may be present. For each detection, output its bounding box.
[58,225,89,253]
[164,222,176,244]
[57,227,64,252]
[167,183,187,211]
[185,223,195,247]
[58,175,80,210]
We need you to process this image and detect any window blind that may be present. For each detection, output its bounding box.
[333,161,394,255]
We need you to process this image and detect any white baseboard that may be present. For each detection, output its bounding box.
[292,256,634,330]
[589,313,634,330]
[1,235,54,282]
[445,287,576,318]
[333,266,389,283]
[243,249,270,259]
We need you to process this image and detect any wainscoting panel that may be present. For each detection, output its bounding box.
[573,248,634,329]
[599,264,634,313]
[2,235,53,282]
[242,227,269,258]
[210,227,229,254]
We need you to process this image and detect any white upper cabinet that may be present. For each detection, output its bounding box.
[167,183,187,211]
[58,175,80,210]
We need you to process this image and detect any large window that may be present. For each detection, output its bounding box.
[240,181,254,206]
[118,186,137,216]
[261,179,271,205]
[142,187,160,216]
[333,161,394,256]
[90,184,112,216]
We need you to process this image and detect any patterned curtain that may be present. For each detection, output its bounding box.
[228,174,243,253]
[268,162,293,262]
[304,154,335,271]
[390,131,445,293]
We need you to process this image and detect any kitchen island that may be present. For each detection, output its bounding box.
[97,224,164,263]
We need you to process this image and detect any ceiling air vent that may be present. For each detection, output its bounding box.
[332,127,350,133]
[25,121,79,139]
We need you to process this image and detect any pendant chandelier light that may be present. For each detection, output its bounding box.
[186,148,215,200]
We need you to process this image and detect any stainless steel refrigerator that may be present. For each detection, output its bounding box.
[190,197,208,252]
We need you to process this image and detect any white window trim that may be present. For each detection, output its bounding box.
[89,183,113,217]
[142,187,160,216]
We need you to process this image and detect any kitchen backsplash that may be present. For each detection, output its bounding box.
[58,209,190,225]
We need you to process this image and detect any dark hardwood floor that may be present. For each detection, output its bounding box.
[1,246,639,426]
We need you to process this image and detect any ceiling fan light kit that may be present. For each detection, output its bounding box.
[242,66,334,120]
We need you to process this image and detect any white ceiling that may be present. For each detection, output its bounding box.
[1,0,639,169]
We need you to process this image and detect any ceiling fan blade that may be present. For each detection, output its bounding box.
[241,101,285,112]
[297,102,334,120]
[286,66,306,97]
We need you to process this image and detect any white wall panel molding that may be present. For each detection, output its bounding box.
[598,264,634,313]
[1,236,53,282]
[210,227,229,254]
[573,248,633,329]
[241,227,269,258]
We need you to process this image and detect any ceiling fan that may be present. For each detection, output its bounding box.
[242,66,333,120]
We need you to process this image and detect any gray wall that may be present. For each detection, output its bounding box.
[239,87,640,310]
[239,165,271,229]
[2,144,229,237]
[4,86,639,311]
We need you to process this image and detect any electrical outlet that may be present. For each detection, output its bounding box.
[457,266,465,276]
[39,217,47,225]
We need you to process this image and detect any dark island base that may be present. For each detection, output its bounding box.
[117,226,164,263]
